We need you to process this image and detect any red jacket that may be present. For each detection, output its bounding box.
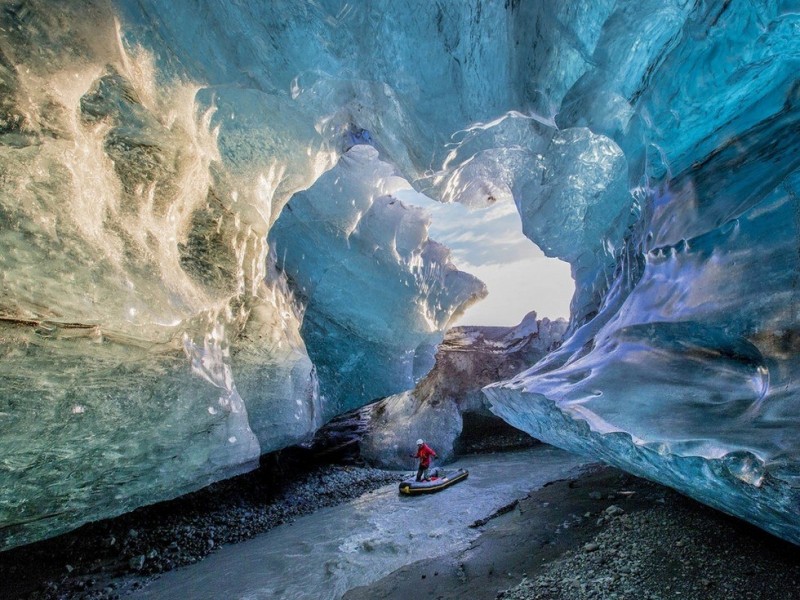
[414,443,436,468]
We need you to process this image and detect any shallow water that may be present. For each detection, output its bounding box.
[132,447,588,600]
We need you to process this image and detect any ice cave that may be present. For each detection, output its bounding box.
[0,0,799,598]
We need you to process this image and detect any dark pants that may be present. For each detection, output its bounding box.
[416,465,430,482]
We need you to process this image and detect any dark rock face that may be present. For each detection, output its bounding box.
[359,312,567,468]
[454,412,538,456]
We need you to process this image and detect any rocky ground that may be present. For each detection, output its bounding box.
[4,453,800,600]
[0,452,399,600]
[345,465,800,600]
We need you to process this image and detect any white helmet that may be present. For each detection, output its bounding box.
[416,439,424,445]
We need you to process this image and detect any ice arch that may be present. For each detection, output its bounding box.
[0,0,798,549]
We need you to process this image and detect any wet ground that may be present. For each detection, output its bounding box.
[345,466,800,600]
[6,445,798,600]
[129,447,588,599]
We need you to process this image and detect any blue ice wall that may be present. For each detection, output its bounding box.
[486,1,800,545]
[269,146,485,416]
[1,0,799,548]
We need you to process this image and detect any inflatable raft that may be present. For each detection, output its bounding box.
[398,467,469,495]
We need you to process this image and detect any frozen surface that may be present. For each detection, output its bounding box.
[484,2,800,545]
[269,146,485,415]
[360,313,567,467]
[130,447,588,600]
[1,0,800,549]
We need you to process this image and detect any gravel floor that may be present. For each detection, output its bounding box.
[498,493,800,600]
[345,466,800,600]
[6,453,799,600]
[0,458,400,600]
[497,481,800,600]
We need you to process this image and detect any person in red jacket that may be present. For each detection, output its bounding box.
[411,439,437,482]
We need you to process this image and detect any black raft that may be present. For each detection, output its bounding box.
[398,467,469,495]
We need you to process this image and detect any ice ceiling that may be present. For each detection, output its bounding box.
[0,0,799,548]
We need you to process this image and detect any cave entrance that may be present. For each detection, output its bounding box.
[393,188,574,327]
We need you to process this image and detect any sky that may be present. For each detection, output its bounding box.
[394,189,574,327]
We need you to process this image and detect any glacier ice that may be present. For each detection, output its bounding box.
[0,0,799,550]
[0,0,489,548]
[269,145,486,416]
[0,0,329,549]
[359,312,567,469]
[484,1,800,546]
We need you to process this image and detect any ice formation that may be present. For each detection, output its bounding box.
[0,0,487,548]
[483,2,800,545]
[0,0,799,549]
[360,312,567,468]
[269,146,485,417]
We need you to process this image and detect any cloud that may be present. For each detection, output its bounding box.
[395,189,573,325]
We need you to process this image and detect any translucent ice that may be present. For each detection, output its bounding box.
[0,1,327,549]
[269,146,485,417]
[485,2,800,546]
[0,0,492,547]
[2,0,800,550]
